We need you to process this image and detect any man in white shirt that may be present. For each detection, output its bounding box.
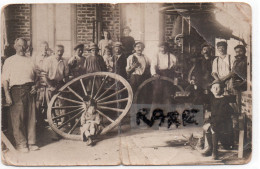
[126,41,150,93]
[2,38,39,153]
[212,41,235,94]
[42,44,69,103]
[150,42,177,112]
[150,42,177,78]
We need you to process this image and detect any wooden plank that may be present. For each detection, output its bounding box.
[238,130,244,158]
[1,132,16,153]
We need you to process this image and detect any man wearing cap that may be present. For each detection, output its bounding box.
[120,26,135,57]
[219,45,247,92]
[2,38,39,152]
[126,41,150,93]
[85,43,107,73]
[126,42,150,92]
[212,41,235,94]
[85,43,107,94]
[112,42,127,79]
[68,44,86,78]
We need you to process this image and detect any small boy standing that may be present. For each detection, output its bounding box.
[103,46,114,72]
[202,81,234,160]
[80,97,101,146]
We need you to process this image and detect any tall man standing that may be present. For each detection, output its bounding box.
[112,42,127,79]
[150,42,177,112]
[42,45,69,139]
[2,38,39,152]
[33,41,50,128]
[211,41,235,94]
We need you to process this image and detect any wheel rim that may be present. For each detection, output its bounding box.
[133,76,184,104]
[47,72,133,140]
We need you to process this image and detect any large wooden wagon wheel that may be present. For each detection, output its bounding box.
[47,72,133,140]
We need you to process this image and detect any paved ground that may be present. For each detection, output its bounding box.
[2,124,250,166]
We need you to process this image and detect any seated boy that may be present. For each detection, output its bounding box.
[202,81,234,160]
[80,96,102,146]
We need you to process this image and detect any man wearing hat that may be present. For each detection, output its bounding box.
[85,43,107,94]
[68,44,86,78]
[126,41,150,93]
[85,43,107,73]
[112,42,127,79]
[120,26,135,57]
[212,41,235,94]
[218,45,247,92]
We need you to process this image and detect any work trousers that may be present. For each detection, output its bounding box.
[10,84,36,148]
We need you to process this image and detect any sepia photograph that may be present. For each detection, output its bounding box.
[0,2,253,166]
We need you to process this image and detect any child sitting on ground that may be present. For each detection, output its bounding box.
[80,96,102,146]
[201,81,234,160]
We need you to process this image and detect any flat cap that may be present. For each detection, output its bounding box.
[133,41,145,48]
[74,44,84,50]
[113,42,123,48]
[88,43,99,50]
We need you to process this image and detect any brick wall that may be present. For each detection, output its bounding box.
[76,3,120,53]
[5,4,32,45]
[101,4,120,41]
[76,4,96,46]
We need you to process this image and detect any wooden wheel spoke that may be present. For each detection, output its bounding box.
[97,98,129,105]
[52,107,83,121]
[93,75,108,99]
[97,105,124,113]
[67,86,84,101]
[68,118,81,134]
[80,79,87,96]
[96,110,115,123]
[91,75,96,97]
[97,87,127,103]
[52,105,82,109]
[57,109,84,129]
[95,81,118,101]
[57,96,83,104]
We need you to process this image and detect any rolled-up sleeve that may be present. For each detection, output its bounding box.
[211,58,218,76]
[150,55,157,76]
[2,59,10,83]
[126,55,132,73]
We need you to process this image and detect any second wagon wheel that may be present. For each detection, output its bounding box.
[47,72,133,140]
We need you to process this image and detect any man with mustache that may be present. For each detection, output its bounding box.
[2,38,39,152]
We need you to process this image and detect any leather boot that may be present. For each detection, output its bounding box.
[212,133,219,160]
[202,132,212,156]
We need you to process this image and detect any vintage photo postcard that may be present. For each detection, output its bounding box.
[1,2,252,166]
